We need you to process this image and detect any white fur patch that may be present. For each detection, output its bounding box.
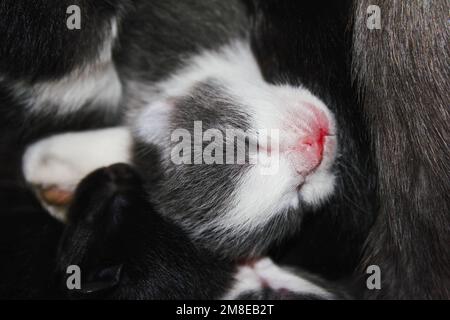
[300,170,336,206]
[23,127,132,191]
[14,63,122,116]
[222,258,334,299]
[155,41,263,100]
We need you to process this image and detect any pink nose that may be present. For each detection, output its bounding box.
[290,127,329,175]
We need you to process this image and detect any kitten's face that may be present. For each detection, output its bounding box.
[132,78,337,258]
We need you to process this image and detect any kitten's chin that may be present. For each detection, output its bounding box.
[298,172,336,208]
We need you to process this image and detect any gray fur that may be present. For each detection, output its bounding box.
[352,0,450,299]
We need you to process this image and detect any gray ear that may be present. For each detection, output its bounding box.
[132,99,174,147]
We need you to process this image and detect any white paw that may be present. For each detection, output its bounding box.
[22,127,132,221]
[222,258,335,299]
[24,138,86,190]
[23,135,88,221]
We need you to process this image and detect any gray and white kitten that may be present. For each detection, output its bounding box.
[22,40,339,298]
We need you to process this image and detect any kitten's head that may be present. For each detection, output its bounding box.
[131,47,337,258]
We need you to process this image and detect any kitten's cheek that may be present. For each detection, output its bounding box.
[299,172,336,207]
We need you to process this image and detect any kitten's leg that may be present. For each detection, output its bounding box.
[22,127,132,221]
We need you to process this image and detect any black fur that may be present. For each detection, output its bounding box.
[115,0,248,84]
[57,163,235,299]
[0,187,63,299]
[0,0,128,82]
[0,163,235,299]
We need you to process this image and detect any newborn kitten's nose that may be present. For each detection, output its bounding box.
[285,100,336,177]
[298,126,327,163]
[287,123,331,177]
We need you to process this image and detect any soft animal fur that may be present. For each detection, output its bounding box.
[0,0,447,300]
[246,0,450,299]
[0,0,344,298]
[22,40,338,259]
[0,163,346,299]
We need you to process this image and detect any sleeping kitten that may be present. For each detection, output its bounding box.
[23,40,337,259]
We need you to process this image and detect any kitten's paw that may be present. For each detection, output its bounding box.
[23,137,84,221]
[35,186,74,222]
[22,128,132,221]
